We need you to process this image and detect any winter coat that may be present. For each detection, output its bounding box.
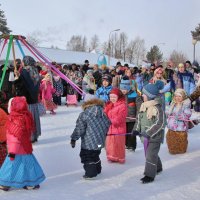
[0,108,8,142]
[104,97,127,135]
[71,99,111,150]
[40,80,55,101]
[189,85,200,101]
[125,90,137,123]
[167,99,192,132]
[134,98,165,143]
[14,68,40,104]
[7,134,30,155]
[96,85,113,102]
[53,77,63,97]
[176,71,196,95]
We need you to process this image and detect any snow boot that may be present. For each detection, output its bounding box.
[23,185,40,190]
[157,168,163,174]
[140,176,154,184]
[83,175,96,180]
[0,185,10,191]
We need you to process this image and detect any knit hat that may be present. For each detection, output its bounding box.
[110,87,123,99]
[87,69,93,75]
[102,74,112,84]
[142,80,164,100]
[120,76,131,91]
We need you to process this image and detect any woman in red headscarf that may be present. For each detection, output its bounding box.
[104,88,127,163]
[0,96,45,191]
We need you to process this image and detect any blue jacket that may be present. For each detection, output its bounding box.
[95,85,112,102]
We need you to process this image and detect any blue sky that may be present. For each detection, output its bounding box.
[1,0,200,61]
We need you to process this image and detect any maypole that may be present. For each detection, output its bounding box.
[0,34,85,96]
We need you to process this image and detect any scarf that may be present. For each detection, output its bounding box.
[140,100,158,119]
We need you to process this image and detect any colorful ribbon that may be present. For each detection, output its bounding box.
[0,35,13,90]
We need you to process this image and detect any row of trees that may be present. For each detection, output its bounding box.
[0,5,195,66]
[66,33,146,65]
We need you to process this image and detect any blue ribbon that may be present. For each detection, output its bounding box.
[16,39,25,57]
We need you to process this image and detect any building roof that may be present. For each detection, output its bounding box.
[0,43,134,67]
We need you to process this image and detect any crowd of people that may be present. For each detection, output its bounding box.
[0,55,200,191]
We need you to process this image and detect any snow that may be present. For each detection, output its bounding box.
[1,102,200,200]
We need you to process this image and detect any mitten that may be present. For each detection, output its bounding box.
[132,130,141,136]
[140,131,150,139]
[8,153,15,161]
[70,140,76,148]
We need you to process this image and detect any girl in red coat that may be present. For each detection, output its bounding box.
[40,73,57,114]
[0,96,45,191]
[104,88,127,163]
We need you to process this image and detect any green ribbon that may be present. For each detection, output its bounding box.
[0,35,13,91]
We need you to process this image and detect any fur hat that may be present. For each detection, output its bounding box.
[142,80,164,100]
[120,76,131,91]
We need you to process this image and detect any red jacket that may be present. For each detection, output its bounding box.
[0,108,8,142]
[104,97,127,135]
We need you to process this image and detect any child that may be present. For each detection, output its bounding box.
[0,91,8,167]
[104,88,127,163]
[70,98,110,179]
[166,89,192,154]
[52,73,63,106]
[96,74,113,102]
[40,73,57,114]
[132,80,165,184]
[0,96,45,191]
[120,76,137,151]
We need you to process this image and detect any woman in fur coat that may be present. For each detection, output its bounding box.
[104,88,127,163]
[166,89,192,154]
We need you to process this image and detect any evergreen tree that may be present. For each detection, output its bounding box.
[0,5,11,34]
[191,24,200,40]
[146,45,163,63]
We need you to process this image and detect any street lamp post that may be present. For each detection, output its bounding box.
[108,29,120,66]
[192,39,197,62]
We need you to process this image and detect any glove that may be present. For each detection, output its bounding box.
[140,131,150,139]
[70,140,76,148]
[132,130,141,136]
[8,153,15,161]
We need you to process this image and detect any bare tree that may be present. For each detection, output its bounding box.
[119,32,128,61]
[26,34,41,47]
[126,37,146,65]
[169,50,188,67]
[66,35,87,52]
[101,41,109,55]
[89,34,99,52]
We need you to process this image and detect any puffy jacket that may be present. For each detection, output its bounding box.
[71,99,111,150]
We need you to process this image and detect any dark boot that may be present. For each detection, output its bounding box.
[140,176,154,184]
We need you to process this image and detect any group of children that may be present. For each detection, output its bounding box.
[0,67,198,191]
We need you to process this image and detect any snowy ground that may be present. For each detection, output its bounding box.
[1,103,200,200]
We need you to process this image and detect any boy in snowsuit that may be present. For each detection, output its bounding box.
[70,98,110,179]
[132,80,165,183]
